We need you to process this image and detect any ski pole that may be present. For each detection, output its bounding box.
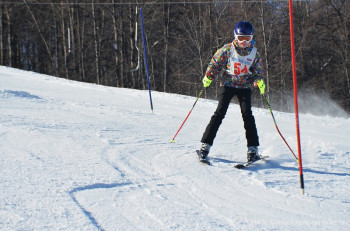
[263,95,298,161]
[171,89,204,143]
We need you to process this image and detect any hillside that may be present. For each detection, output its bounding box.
[1,66,350,230]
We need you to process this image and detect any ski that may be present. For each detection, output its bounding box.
[196,150,211,165]
[234,156,269,169]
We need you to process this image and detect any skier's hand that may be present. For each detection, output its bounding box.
[202,76,212,88]
[254,79,265,95]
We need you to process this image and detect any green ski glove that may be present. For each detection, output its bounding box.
[254,79,266,95]
[202,76,212,88]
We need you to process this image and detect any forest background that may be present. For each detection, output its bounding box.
[1,0,349,115]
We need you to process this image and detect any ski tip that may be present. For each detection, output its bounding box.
[200,159,211,165]
[234,164,245,169]
[170,139,174,143]
[235,156,269,169]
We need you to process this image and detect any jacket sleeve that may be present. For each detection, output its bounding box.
[204,45,228,80]
[250,51,264,81]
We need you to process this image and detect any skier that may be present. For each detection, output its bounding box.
[198,21,266,163]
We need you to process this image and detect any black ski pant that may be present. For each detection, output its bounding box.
[201,86,259,147]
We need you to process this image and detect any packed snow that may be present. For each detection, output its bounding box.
[1,66,350,231]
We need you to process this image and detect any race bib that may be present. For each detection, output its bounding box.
[229,44,257,77]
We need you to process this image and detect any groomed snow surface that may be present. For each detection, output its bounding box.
[1,66,349,231]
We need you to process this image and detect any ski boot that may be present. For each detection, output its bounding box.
[247,146,261,162]
[198,143,211,160]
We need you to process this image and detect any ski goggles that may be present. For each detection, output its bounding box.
[235,34,253,42]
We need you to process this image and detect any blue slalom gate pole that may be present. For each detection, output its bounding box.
[140,8,153,112]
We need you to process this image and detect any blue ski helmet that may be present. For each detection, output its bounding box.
[234,21,254,35]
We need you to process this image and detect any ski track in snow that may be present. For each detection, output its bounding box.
[1,66,350,230]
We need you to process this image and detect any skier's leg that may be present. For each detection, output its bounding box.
[237,88,259,147]
[201,86,234,146]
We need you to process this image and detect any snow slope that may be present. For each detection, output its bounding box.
[1,66,350,231]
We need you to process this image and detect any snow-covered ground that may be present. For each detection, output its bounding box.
[1,66,349,231]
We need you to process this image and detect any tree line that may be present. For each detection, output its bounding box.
[1,0,349,114]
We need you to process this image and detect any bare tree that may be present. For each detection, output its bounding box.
[327,0,350,95]
[91,2,100,84]
[60,2,69,79]
[5,5,11,67]
[24,2,58,76]
[163,2,170,92]
[0,5,3,65]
